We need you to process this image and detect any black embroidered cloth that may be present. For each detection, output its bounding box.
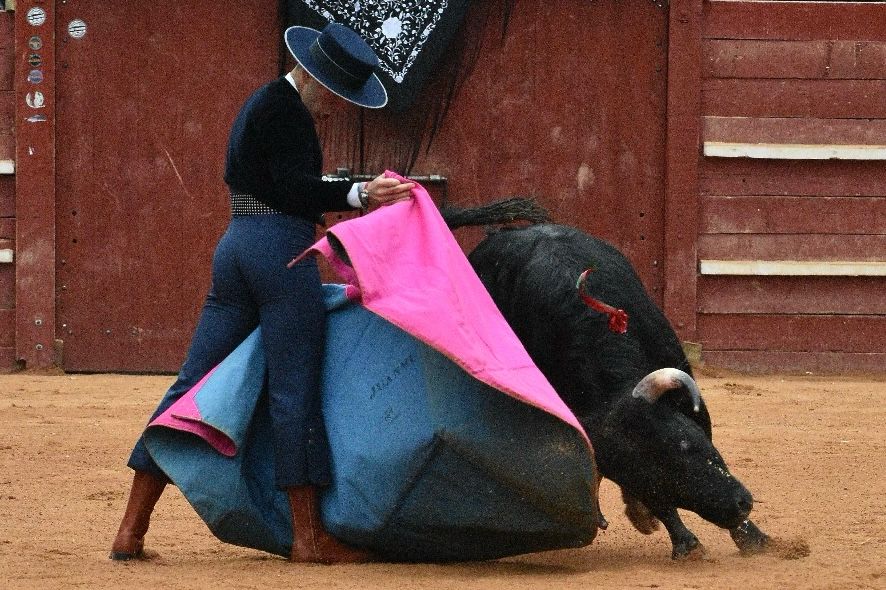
[287,0,471,111]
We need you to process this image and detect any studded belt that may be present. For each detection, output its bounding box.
[230,194,283,216]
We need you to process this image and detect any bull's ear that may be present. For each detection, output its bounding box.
[631,368,702,413]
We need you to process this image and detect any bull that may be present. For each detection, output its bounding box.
[441,202,770,559]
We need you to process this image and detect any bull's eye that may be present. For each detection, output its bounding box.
[679,440,690,451]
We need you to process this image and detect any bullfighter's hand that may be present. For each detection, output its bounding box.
[365,175,415,209]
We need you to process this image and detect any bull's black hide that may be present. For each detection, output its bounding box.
[460,221,768,559]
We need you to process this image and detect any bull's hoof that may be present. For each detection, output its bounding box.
[671,537,705,560]
[730,520,770,556]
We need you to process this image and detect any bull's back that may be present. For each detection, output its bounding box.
[469,224,689,404]
[469,223,652,326]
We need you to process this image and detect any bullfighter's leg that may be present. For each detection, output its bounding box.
[256,254,372,564]
[287,486,374,564]
[112,229,259,560]
[109,471,167,560]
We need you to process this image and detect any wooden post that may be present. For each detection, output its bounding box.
[15,1,57,368]
[663,0,703,341]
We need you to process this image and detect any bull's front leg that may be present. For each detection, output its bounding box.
[656,508,705,560]
[729,519,770,555]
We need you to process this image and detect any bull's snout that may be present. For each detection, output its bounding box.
[711,488,755,529]
[735,491,753,519]
[722,489,754,528]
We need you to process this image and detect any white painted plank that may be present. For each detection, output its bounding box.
[0,160,14,174]
[0,249,13,264]
[703,142,886,160]
[699,260,886,277]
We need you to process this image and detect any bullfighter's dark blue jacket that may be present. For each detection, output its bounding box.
[224,77,352,222]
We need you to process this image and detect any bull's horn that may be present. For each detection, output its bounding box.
[631,368,702,413]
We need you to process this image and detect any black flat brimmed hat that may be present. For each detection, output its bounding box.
[285,23,388,109]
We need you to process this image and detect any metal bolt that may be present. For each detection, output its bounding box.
[34,318,43,326]
[35,344,44,351]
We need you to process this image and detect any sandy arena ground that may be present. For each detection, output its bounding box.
[0,370,883,589]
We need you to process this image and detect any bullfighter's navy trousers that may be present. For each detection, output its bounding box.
[127,214,332,488]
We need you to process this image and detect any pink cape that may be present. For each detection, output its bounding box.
[308,171,590,447]
[142,173,601,560]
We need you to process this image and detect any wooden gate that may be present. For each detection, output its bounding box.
[51,0,669,372]
[9,0,670,372]
[53,2,280,371]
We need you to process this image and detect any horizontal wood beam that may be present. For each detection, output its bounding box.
[704,142,886,160]
[701,350,886,374]
[698,313,886,353]
[704,116,886,159]
[698,276,885,315]
[701,158,886,197]
[700,260,886,277]
[704,1,886,42]
[703,79,886,120]
[704,39,886,81]
[0,159,12,173]
[699,195,885,235]
[704,116,886,146]
[699,234,886,261]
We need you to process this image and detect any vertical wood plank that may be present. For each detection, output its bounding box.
[0,176,12,217]
[0,308,12,347]
[0,12,13,90]
[15,1,57,368]
[0,6,12,366]
[663,0,703,340]
[0,90,13,136]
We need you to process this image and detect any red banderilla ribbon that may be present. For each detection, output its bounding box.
[576,268,629,334]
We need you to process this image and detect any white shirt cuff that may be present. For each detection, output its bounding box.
[346,182,363,208]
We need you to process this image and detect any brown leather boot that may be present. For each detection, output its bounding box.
[110,470,167,560]
[287,485,374,564]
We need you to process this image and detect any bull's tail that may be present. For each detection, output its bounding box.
[440,197,551,230]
